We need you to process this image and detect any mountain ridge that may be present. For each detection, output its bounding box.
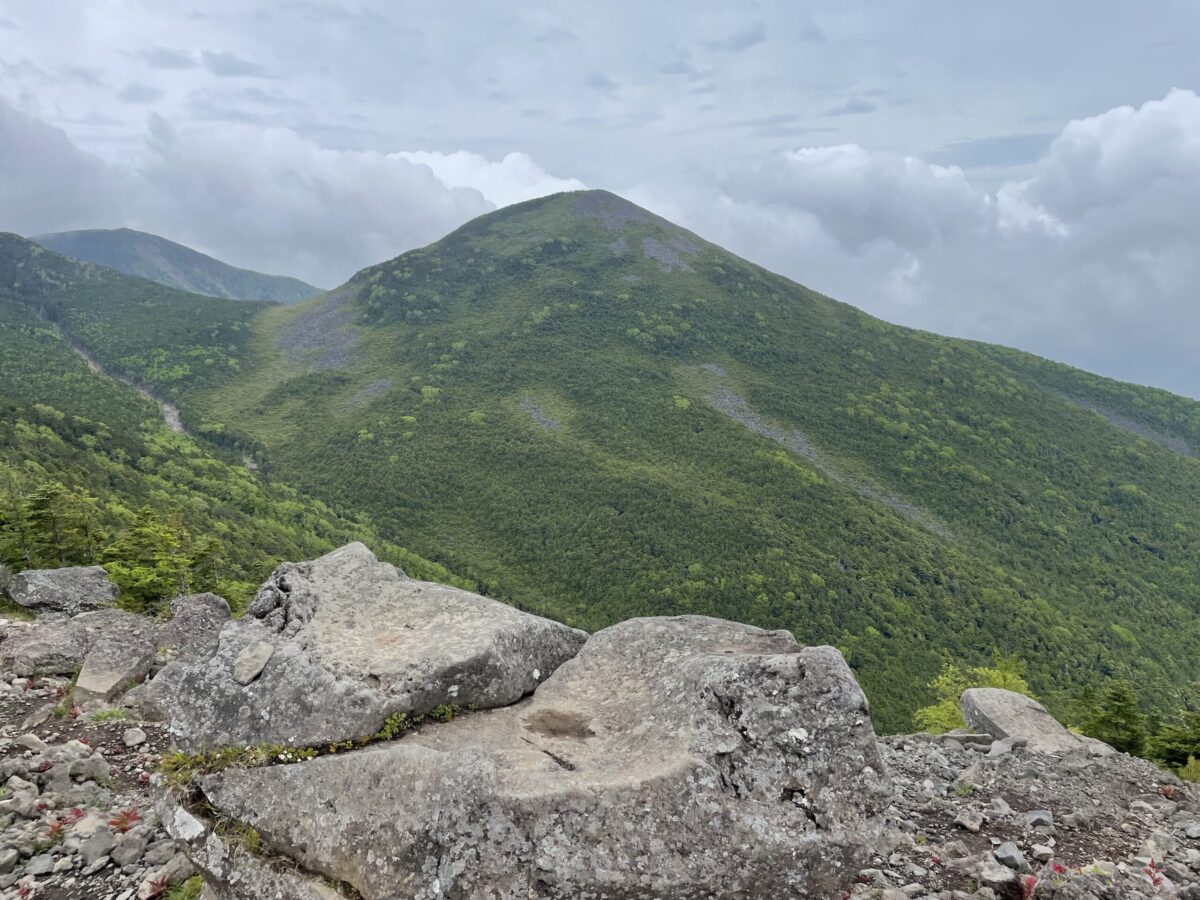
[4,193,1200,730]
[32,227,321,303]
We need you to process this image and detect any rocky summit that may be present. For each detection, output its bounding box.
[0,548,1198,899]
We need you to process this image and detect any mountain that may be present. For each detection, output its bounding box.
[0,233,462,612]
[4,189,1200,731]
[31,227,321,303]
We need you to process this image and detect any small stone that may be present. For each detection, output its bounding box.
[0,848,17,874]
[122,727,147,748]
[82,855,110,875]
[900,885,925,898]
[25,853,55,876]
[1062,810,1089,828]
[1031,844,1054,862]
[1143,830,1178,857]
[955,809,984,833]
[232,639,275,685]
[1184,822,1200,840]
[1025,809,1054,828]
[80,829,116,865]
[994,842,1031,873]
[52,855,73,873]
[990,797,1013,817]
[112,831,150,866]
[13,734,48,753]
[1130,799,1156,814]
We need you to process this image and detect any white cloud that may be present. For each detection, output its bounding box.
[391,150,586,208]
[645,89,1200,397]
[0,103,580,286]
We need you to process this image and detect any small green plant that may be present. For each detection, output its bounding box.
[429,703,461,723]
[163,877,204,900]
[954,782,975,797]
[91,707,128,722]
[373,713,410,741]
[1180,755,1200,783]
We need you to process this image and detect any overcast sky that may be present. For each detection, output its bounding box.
[2,2,1199,397]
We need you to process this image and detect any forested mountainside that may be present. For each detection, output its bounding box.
[0,234,464,613]
[33,228,320,303]
[3,188,1199,730]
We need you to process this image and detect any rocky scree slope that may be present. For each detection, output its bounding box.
[0,546,1197,899]
[32,229,320,304]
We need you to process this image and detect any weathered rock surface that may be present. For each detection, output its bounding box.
[0,608,153,677]
[74,632,157,703]
[961,687,1089,753]
[6,564,118,616]
[156,592,232,663]
[161,542,587,749]
[198,615,893,899]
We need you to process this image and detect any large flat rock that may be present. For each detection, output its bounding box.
[199,616,893,899]
[163,543,587,749]
[7,566,118,617]
[961,687,1089,753]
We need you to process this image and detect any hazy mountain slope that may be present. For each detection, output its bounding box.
[171,191,1200,730]
[0,233,464,609]
[32,228,321,303]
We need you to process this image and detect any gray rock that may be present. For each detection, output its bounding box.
[1025,809,1054,828]
[8,565,118,616]
[81,829,116,866]
[955,809,984,832]
[1186,822,1200,840]
[156,593,231,663]
[198,616,893,899]
[994,841,1031,873]
[231,640,273,685]
[0,608,155,678]
[961,688,1090,753]
[14,733,49,752]
[0,847,17,874]
[67,754,111,784]
[123,727,147,748]
[112,830,150,866]
[25,852,55,875]
[74,634,156,703]
[163,543,588,749]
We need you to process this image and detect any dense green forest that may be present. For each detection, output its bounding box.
[0,235,465,613]
[33,228,320,303]
[4,191,1200,733]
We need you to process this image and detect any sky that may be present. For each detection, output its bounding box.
[2,2,1199,397]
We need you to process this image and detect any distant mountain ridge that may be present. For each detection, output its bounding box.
[32,227,321,303]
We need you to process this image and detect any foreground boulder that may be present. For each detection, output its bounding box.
[193,616,893,899]
[160,543,587,749]
[0,608,154,678]
[960,687,1092,753]
[6,565,118,616]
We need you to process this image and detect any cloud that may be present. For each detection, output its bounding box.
[117,83,164,104]
[138,47,197,70]
[0,102,581,287]
[923,133,1055,169]
[824,98,876,117]
[391,150,586,208]
[201,51,268,78]
[583,73,620,96]
[703,22,767,53]
[0,104,120,235]
[649,89,1200,397]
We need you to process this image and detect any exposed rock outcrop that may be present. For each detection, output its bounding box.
[6,565,118,617]
[159,542,587,749]
[196,616,893,899]
[961,687,1092,754]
